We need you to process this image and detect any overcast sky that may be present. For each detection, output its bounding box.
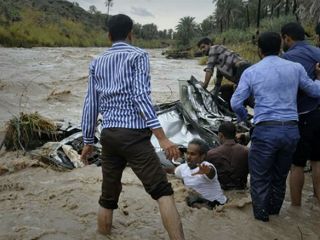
[70,0,215,30]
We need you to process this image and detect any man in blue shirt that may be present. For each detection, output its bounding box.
[281,22,320,206]
[231,32,320,222]
[80,14,185,239]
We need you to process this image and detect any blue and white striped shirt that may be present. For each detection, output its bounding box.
[81,42,161,144]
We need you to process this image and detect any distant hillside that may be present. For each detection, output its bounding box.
[0,0,110,47]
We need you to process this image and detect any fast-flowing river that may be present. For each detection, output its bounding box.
[0,47,204,127]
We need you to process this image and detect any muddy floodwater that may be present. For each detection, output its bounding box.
[0,47,319,240]
[0,47,203,126]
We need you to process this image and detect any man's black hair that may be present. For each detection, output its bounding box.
[218,121,236,139]
[258,32,281,56]
[316,22,320,35]
[281,22,305,41]
[197,37,213,47]
[107,14,133,42]
[189,138,209,156]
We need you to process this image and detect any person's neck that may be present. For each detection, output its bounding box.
[222,139,235,144]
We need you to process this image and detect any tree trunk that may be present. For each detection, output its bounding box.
[246,5,250,27]
[285,0,290,15]
[256,0,261,29]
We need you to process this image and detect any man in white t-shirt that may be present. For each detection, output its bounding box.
[174,138,227,209]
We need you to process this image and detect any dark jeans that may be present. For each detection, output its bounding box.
[249,125,300,219]
[99,128,173,209]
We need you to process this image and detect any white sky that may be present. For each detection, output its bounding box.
[70,0,215,30]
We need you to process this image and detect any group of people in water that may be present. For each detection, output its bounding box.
[80,13,320,239]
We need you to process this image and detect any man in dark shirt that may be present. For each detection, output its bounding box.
[281,22,320,206]
[206,122,249,190]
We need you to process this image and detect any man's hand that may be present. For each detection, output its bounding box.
[158,138,180,160]
[191,163,212,176]
[80,144,93,165]
[200,81,208,89]
[316,63,320,79]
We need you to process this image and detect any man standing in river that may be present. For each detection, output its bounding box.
[80,14,185,239]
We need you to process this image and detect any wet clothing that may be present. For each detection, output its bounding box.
[206,140,249,190]
[231,55,320,221]
[292,108,320,166]
[282,41,320,166]
[99,128,173,209]
[250,125,300,218]
[81,42,160,145]
[81,42,173,209]
[175,162,227,204]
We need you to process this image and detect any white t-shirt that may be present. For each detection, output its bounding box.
[175,161,227,204]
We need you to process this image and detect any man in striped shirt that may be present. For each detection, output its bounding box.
[81,14,185,239]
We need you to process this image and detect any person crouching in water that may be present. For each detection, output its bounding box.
[174,138,227,209]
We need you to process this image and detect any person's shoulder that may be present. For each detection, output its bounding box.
[128,45,148,56]
[207,145,223,156]
[234,143,249,152]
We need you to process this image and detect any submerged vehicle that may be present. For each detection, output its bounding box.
[33,76,252,169]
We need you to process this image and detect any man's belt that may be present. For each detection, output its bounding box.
[256,120,298,126]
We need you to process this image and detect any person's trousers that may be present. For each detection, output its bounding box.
[98,128,173,209]
[249,125,300,219]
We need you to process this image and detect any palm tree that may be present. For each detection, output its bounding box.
[175,16,197,47]
[105,0,113,24]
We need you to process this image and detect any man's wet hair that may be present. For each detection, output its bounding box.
[107,14,133,41]
[258,32,281,56]
[281,22,305,41]
[218,121,236,139]
[197,37,213,47]
[189,138,209,156]
[316,22,320,35]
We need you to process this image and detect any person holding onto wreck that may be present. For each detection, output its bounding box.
[231,32,320,222]
[207,121,249,190]
[174,138,227,209]
[80,14,185,239]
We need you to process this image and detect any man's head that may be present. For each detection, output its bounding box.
[316,22,320,47]
[281,22,305,52]
[197,37,213,55]
[258,32,281,58]
[218,121,236,144]
[107,14,133,42]
[186,138,209,169]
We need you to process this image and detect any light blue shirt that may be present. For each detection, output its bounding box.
[81,42,161,144]
[231,56,320,124]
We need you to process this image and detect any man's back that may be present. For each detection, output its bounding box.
[206,140,248,190]
[206,45,242,82]
[233,56,313,123]
[82,41,161,143]
[282,41,320,113]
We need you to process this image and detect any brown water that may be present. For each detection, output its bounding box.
[0,47,319,240]
[0,47,203,126]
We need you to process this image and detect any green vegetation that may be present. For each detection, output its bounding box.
[0,0,319,49]
[4,112,58,151]
[0,0,173,48]
[172,0,319,58]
